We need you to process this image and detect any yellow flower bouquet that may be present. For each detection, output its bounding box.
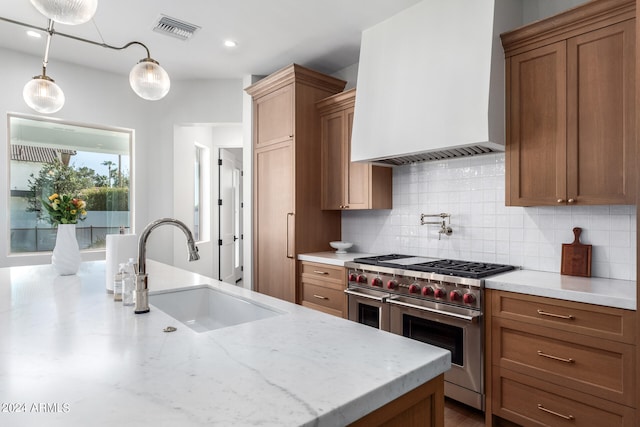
[41,193,88,225]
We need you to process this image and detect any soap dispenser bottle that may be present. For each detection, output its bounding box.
[113,263,124,302]
[122,259,136,306]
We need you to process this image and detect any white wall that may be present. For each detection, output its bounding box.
[172,123,242,279]
[136,78,243,267]
[342,153,637,281]
[522,0,590,24]
[0,47,244,269]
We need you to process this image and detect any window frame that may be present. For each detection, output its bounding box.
[7,113,135,257]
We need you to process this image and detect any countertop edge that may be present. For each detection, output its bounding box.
[485,270,636,311]
[298,252,375,267]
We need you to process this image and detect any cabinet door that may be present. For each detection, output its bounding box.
[345,106,371,209]
[566,19,635,204]
[507,41,567,206]
[254,142,296,302]
[321,110,346,210]
[254,85,294,149]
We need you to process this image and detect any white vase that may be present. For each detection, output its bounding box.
[52,224,81,276]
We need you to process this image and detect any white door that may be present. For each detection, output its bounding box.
[219,148,243,284]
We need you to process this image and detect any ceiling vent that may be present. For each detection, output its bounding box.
[153,15,200,40]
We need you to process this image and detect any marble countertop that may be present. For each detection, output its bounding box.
[298,251,375,266]
[485,269,636,310]
[0,260,450,426]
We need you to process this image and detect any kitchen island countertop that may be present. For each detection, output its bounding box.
[0,260,450,426]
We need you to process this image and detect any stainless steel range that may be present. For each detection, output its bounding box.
[344,254,516,411]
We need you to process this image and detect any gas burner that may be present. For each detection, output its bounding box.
[352,255,516,279]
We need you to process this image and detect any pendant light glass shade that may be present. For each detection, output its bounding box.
[30,0,98,25]
[23,75,65,114]
[129,59,170,101]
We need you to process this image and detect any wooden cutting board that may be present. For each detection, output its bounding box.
[561,227,592,277]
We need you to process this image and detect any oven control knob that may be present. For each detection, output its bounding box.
[449,290,461,301]
[434,288,446,299]
[348,273,358,282]
[408,284,420,294]
[422,286,434,296]
[371,277,383,287]
[463,293,476,304]
[387,279,398,290]
[356,274,367,284]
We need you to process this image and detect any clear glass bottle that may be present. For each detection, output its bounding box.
[113,263,124,302]
[122,258,136,306]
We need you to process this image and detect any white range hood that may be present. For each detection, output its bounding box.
[351,0,522,165]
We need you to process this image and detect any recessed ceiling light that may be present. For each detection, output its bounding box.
[224,39,237,48]
[26,30,41,38]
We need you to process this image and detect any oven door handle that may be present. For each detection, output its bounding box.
[387,298,479,323]
[344,289,387,302]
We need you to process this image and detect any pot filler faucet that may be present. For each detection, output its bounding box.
[134,218,200,314]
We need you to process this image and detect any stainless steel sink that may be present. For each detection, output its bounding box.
[149,285,283,332]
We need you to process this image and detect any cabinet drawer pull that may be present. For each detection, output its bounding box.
[537,404,575,420]
[537,309,574,320]
[313,270,329,275]
[537,350,574,364]
[313,294,329,300]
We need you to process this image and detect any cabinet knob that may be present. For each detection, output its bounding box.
[567,198,576,204]
[343,205,349,209]
[557,199,565,204]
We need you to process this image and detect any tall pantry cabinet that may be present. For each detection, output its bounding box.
[245,64,345,303]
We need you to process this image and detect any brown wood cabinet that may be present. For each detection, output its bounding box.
[299,260,347,318]
[348,374,444,427]
[246,64,345,303]
[502,0,636,206]
[486,289,637,426]
[317,89,392,210]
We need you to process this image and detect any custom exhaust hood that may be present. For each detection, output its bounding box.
[351,0,522,166]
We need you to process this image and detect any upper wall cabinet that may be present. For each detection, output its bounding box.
[501,0,636,206]
[317,89,392,210]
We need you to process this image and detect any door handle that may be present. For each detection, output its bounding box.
[286,213,294,259]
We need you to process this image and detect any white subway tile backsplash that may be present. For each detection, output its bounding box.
[342,153,636,280]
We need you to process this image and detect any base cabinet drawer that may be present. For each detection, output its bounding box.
[300,261,345,281]
[301,280,345,315]
[493,317,635,406]
[491,291,635,343]
[493,368,635,427]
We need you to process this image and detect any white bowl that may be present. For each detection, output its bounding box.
[330,241,353,254]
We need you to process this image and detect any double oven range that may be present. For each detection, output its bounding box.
[344,254,515,411]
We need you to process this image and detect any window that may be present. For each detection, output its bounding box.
[194,145,203,241]
[193,142,210,243]
[9,114,133,253]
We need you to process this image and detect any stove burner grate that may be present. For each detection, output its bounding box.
[353,254,515,279]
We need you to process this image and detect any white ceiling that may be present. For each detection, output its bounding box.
[0,0,421,80]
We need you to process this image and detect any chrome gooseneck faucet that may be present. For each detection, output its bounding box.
[134,218,200,314]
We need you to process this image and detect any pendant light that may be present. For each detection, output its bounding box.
[23,75,65,114]
[129,58,170,101]
[30,0,98,26]
[1,3,170,114]
[23,20,65,114]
